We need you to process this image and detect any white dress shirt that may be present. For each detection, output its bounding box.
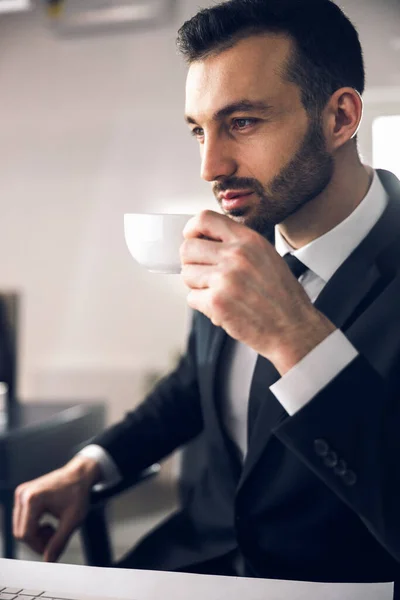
[80,169,388,479]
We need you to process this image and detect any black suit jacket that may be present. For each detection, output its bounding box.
[94,169,400,584]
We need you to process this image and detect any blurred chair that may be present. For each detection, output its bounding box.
[1,400,106,558]
[0,286,108,560]
[80,463,161,567]
[81,435,206,567]
[0,291,19,411]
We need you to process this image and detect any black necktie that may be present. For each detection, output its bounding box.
[283,252,308,279]
[246,252,309,442]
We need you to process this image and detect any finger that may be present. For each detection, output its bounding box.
[181,264,214,289]
[180,237,220,266]
[187,288,214,322]
[13,489,23,538]
[35,524,56,555]
[183,210,241,242]
[18,491,44,545]
[44,514,76,563]
[25,526,54,556]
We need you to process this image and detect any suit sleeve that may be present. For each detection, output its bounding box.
[91,314,203,480]
[273,351,400,562]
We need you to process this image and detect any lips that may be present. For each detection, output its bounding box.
[220,190,254,201]
[220,191,254,212]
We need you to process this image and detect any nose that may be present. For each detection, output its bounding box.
[200,135,237,182]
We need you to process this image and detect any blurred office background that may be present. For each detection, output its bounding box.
[0,0,399,565]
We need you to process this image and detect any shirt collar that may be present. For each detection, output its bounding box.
[274,169,389,282]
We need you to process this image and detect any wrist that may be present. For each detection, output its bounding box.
[269,310,337,376]
[65,455,103,488]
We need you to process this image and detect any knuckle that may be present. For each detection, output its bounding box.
[227,243,248,268]
[245,227,261,245]
[211,264,240,294]
[197,209,212,229]
[15,484,25,500]
[24,485,45,508]
[209,290,226,315]
[199,208,212,220]
[218,260,238,285]
[230,243,244,257]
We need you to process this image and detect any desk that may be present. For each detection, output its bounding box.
[0,401,105,559]
[0,558,394,599]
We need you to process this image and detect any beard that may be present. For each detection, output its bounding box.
[213,115,334,239]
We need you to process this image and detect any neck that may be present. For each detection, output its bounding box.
[277,150,373,250]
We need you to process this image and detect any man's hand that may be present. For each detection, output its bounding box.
[181,210,336,375]
[13,456,101,563]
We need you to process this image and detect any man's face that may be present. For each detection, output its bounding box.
[184,34,334,237]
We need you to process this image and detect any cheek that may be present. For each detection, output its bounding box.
[241,120,307,180]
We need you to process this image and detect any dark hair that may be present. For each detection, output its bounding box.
[176,0,365,116]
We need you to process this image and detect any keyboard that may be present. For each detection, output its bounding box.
[0,587,124,600]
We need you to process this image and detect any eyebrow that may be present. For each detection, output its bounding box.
[184,99,273,125]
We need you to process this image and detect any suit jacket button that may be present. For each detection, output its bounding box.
[342,470,357,486]
[314,439,329,457]
[323,451,338,468]
[333,459,347,476]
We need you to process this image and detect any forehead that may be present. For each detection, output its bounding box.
[185,33,296,118]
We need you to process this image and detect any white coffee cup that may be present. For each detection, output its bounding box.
[124,213,193,274]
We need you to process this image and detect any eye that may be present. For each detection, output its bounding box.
[190,127,204,138]
[232,118,258,130]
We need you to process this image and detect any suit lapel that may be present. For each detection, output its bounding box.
[238,170,400,488]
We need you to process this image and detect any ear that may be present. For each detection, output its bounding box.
[323,87,363,151]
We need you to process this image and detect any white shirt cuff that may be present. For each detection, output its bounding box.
[270,329,359,416]
[77,444,122,491]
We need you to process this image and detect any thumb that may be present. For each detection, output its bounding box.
[43,515,76,563]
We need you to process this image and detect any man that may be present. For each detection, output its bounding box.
[13,0,400,587]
